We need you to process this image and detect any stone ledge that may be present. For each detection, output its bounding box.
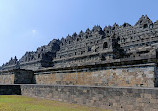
[0,84,157,90]
[34,62,156,73]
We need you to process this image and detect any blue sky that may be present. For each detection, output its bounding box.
[0,0,158,65]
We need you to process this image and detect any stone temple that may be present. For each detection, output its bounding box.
[1,15,158,110]
[1,15,158,71]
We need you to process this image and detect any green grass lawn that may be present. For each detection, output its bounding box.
[0,95,110,111]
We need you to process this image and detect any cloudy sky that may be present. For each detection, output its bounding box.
[0,0,158,65]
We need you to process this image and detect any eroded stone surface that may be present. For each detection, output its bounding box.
[34,64,156,87]
[21,85,158,111]
[0,69,34,84]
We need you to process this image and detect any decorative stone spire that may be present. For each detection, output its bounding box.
[122,23,131,27]
[79,30,84,37]
[14,56,17,60]
[112,23,119,30]
[135,15,153,26]
[85,28,91,34]
[72,32,77,37]
[92,25,102,32]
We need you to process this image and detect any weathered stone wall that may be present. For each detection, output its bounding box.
[0,63,157,87]
[35,63,157,87]
[0,69,34,84]
[20,85,158,111]
[0,74,14,84]
[19,61,42,71]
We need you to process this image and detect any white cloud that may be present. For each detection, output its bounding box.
[32,29,37,35]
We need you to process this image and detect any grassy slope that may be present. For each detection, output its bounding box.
[0,95,110,111]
